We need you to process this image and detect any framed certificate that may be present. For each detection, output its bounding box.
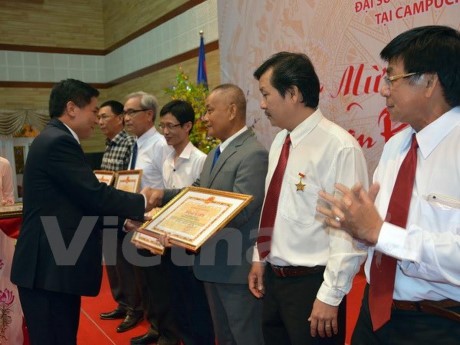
[131,207,165,255]
[131,231,165,255]
[94,170,116,185]
[132,186,253,252]
[0,203,23,219]
[114,170,143,193]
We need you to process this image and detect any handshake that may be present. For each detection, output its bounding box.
[123,187,164,234]
[139,187,164,213]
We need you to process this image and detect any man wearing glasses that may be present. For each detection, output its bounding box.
[158,100,215,345]
[123,91,178,345]
[97,100,144,334]
[318,25,460,344]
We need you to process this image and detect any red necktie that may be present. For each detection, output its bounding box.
[369,133,418,330]
[257,134,291,259]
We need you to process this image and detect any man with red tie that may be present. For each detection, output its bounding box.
[249,52,369,345]
[317,25,460,344]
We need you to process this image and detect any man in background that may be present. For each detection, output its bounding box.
[249,52,368,345]
[158,99,214,345]
[318,25,460,345]
[10,79,155,345]
[97,100,143,333]
[123,91,178,345]
[0,156,14,205]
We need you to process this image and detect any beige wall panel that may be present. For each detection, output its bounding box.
[0,87,50,109]
[0,87,108,112]
[0,0,104,49]
[102,0,189,48]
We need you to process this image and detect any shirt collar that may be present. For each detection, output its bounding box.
[107,130,129,146]
[177,141,194,160]
[219,126,248,153]
[288,109,323,148]
[62,122,80,144]
[416,106,460,159]
[136,126,157,147]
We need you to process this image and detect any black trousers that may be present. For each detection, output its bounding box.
[262,265,346,345]
[133,249,179,341]
[18,286,81,345]
[352,284,460,345]
[104,234,142,313]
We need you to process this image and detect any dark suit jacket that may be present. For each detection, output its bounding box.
[11,119,145,296]
[165,129,268,284]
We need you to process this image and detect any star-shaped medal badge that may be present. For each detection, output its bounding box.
[296,172,306,191]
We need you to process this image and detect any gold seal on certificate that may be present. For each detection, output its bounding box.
[131,186,253,252]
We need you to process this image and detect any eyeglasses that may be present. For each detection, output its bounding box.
[383,72,419,87]
[122,109,147,117]
[158,123,182,131]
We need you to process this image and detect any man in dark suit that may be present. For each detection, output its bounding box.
[10,79,155,345]
[153,84,268,345]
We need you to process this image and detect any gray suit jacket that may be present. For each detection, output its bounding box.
[164,129,268,284]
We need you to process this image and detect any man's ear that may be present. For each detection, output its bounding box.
[228,103,237,121]
[425,73,437,88]
[183,121,192,133]
[66,101,77,118]
[115,114,124,126]
[424,73,438,97]
[287,86,302,103]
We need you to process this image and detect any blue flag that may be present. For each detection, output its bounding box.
[197,34,208,88]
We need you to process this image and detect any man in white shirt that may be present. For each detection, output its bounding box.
[249,52,368,345]
[97,100,143,334]
[318,25,460,345]
[158,99,214,345]
[123,91,178,345]
[160,100,207,188]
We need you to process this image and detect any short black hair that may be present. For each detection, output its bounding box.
[160,100,195,134]
[99,100,124,116]
[381,25,460,107]
[254,51,320,108]
[49,79,99,118]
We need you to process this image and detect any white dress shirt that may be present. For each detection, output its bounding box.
[253,109,368,306]
[367,106,460,302]
[162,141,206,189]
[130,127,172,189]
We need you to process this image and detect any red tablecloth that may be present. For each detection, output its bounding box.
[0,216,22,239]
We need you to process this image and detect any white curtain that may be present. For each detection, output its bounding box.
[0,109,48,136]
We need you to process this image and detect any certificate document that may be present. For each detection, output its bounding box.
[132,187,253,252]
